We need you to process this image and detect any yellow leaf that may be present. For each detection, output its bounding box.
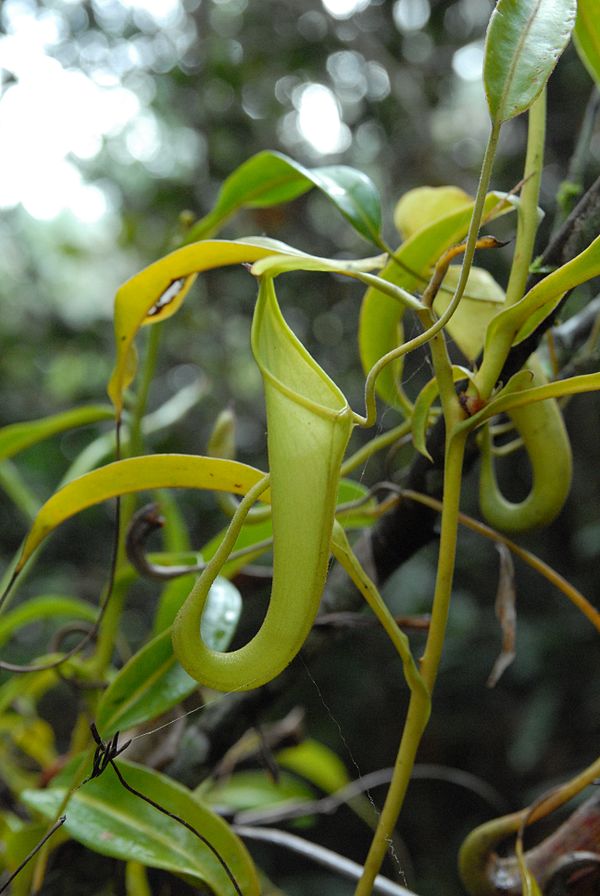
[14,455,269,574]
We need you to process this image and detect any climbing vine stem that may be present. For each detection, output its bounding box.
[354,122,503,894]
[355,429,468,896]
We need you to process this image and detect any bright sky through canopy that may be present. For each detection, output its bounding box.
[0,0,182,222]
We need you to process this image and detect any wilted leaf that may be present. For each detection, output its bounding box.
[487,543,517,687]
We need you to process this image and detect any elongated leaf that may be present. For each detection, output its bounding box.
[0,596,96,648]
[0,405,113,462]
[185,150,382,245]
[97,578,241,736]
[480,232,600,382]
[172,278,356,691]
[308,165,383,245]
[470,371,600,424]
[204,770,315,814]
[250,251,387,279]
[110,239,277,414]
[277,739,350,795]
[22,760,260,896]
[513,231,600,343]
[109,238,379,416]
[13,455,269,575]
[574,0,600,85]
[484,0,577,122]
[359,190,516,409]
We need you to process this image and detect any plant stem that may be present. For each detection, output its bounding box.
[418,431,467,691]
[129,325,162,457]
[0,460,40,522]
[354,431,467,895]
[353,689,430,896]
[91,325,162,678]
[355,122,502,893]
[504,89,546,308]
[341,421,413,475]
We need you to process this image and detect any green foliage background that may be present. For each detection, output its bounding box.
[0,1,599,893]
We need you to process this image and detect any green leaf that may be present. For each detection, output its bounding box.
[0,595,96,649]
[308,165,383,245]
[481,231,600,364]
[204,770,315,814]
[0,669,57,717]
[515,235,600,343]
[186,151,383,245]
[0,816,68,896]
[22,760,260,896]
[359,190,516,409]
[434,264,505,361]
[335,478,377,529]
[277,739,350,795]
[13,454,269,576]
[484,0,577,122]
[574,0,600,85]
[250,251,387,279]
[0,405,113,462]
[97,578,241,736]
[470,370,600,424]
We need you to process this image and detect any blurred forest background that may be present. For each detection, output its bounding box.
[0,1,599,894]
